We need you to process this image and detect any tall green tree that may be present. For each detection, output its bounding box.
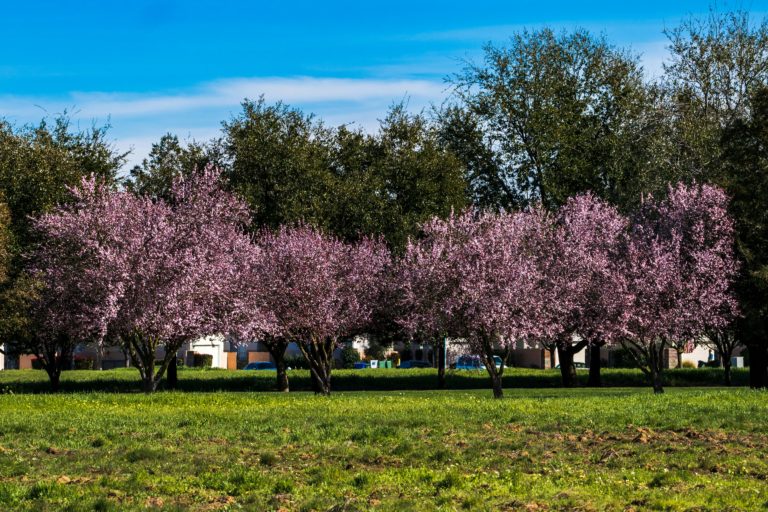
[223,99,467,251]
[222,98,336,231]
[450,28,657,211]
[0,116,126,362]
[345,104,467,251]
[0,116,125,249]
[719,86,768,388]
[662,8,768,183]
[661,8,768,387]
[433,105,516,210]
[126,133,225,201]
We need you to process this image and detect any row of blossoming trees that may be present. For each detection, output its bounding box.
[24,168,738,396]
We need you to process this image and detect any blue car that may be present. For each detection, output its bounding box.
[242,362,277,370]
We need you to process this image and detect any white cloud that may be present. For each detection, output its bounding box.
[0,76,447,120]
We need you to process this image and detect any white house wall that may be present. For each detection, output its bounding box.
[186,335,228,369]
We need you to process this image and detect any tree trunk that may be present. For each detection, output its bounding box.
[478,336,504,399]
[651,368,664,394]
[128,333,158,394]
[436,337,446,389]
[724,360,733,386]
[264,337,290,392]
[587,344,602,387]
[95,342,104,371]
[557,345,577,387]
[42,340,71,393]
[308,359,332,395]
[548,347,556,369]
[46,367,61,393]
[318,369,331,396]
[274,353,289,392]
[490,371,503,399]
[748,344,768,389]
[676,348,683,369]
[143,375,158,393]
[167,356,178,390]
[299,337,334,396]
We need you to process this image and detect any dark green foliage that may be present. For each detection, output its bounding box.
[719,86,768,386]
[190,353,213,369]
[339,104,467,251]
[339,345,361,369]
[284,355,311,370]
[125,133,225,201]
[73,358,94,370]
[363,338,389,361]
[222,98,467,251]
[662,8,768,184]
[222,98,336,231]
[450,28,655,211]
[0,116,125,250]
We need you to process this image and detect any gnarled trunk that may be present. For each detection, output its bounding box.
[45,366,62,393]
[299,335,335,396]
[649,340,666,394]
[265,337,290,392]
[41,335,73,393]
[126,332,176,394]
[587,343,603,387]
[557,345,576,387]
[167,357,178,390]
[651,367,664,394]
[478,335,504,399]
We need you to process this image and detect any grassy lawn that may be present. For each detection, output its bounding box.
[0,385,766,511]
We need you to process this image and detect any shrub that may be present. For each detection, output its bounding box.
[366,339,390,361]
[682,361,696,369]
[191,353,213,368]
[340,345,361,369]
[74,357,94,370]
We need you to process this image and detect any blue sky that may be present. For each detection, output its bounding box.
[2,1,767,168]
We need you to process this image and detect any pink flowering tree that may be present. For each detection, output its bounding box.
[256,225,389,395]
[32,167,256,392]
[398,209,557,399]
[619,183,739,393]
[396,214,466,388]
[548,194,629,387]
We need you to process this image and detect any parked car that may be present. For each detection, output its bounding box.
[454,355,504,370]
[399,360,432,369]
[454,355,479,370]
[242,362,276,370]
[554,362,587,369]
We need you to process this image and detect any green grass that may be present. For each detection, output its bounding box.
[0,386,766,510]
[0,366,750,394]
